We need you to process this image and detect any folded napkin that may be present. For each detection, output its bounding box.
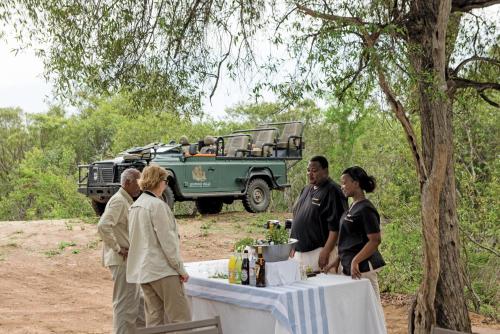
[265,259,301,286]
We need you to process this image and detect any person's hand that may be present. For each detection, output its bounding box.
[350,260,361,279]
[180,274,189,283]
[323,257,340,274]
[118,247,129,259]
[289,248,295,258]
[318,248,330,269]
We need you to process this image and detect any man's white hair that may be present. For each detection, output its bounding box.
[120,168,141,186]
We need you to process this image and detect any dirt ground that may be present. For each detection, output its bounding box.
[0,213,498,334]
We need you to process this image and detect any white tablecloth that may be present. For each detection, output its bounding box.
[185,260,386,334]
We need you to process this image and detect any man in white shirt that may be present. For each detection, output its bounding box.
[97,168,143,334]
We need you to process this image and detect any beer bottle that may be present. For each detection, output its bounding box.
[241,250,250,285]
[255,246,266,287]
[285,218,293,240]
[267,222,274,244]
[249,249,256,286]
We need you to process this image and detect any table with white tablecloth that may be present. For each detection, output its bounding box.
[185,260,386,334]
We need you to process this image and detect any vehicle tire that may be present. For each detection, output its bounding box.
[196,198,224,214]
[91,200,107,216]
[162,186,175,209]
[243,178,271,213]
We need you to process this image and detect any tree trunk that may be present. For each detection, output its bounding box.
[434,106,471,331]
[413,103,472,334]
[407,0,471,333]
[412,89,452,333]
[435,11,471,331]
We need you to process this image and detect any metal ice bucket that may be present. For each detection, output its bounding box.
[253,238,298,262]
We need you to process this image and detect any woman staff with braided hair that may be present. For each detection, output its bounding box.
[325,166,386,300]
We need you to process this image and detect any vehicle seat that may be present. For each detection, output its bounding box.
[224,135,250,157]
[188,143,198,155]
[200,135,216,154]
[179,135,191,155]
[276,122,303,150]
[251,129,277,157]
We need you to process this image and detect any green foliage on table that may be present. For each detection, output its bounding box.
[209,272,229,279]
[233,237,255,252]
[265,226,289,245]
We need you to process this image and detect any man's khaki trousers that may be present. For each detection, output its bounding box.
[141,275,191,326]
[109,264,144,334]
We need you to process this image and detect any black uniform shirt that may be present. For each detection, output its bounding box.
[291,178,347,252]
[338,199,386,275]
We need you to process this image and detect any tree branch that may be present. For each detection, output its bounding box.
[296,3,407,40]
[449,78,500,107]
[479,91,500,108]
[451,78,500,91]
[366,37,428,186]
[459,226,500,257]
[296,4,370,26]
[321,0,335,16]
[451,0,500,12]
[451,56,500,76]
[275,6,298,33]
[174,0,202,59]
[209,33,232,101]
[337,54,369,100]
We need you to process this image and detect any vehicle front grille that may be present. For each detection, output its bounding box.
[100,168,114,182]
[89,164,115,184]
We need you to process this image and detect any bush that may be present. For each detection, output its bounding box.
[0,148,94,220]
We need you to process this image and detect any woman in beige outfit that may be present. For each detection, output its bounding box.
[126,165,191,326]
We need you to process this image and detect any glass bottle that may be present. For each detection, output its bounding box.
[267,222,274,244]
[285,218,293,241]
[249,248,256,286]
[255,246,266,287]
[241,250,250,285]
[235,252,242,284]
[228,253,237,284]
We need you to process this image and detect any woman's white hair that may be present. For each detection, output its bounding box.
[120,168,141,186]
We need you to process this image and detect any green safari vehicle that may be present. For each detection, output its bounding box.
[78,121,304,215]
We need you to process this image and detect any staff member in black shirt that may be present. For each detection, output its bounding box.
[325,166,385,300]
[290,156,347,272]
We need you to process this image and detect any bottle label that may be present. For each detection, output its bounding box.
[241,271,248,282]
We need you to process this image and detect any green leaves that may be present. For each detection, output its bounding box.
[0,108,31,195]
[0,147,94,220]
[265,226,289,245]
[233,237,255,252]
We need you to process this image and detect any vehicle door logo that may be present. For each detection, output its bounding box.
[192,166,207,182]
